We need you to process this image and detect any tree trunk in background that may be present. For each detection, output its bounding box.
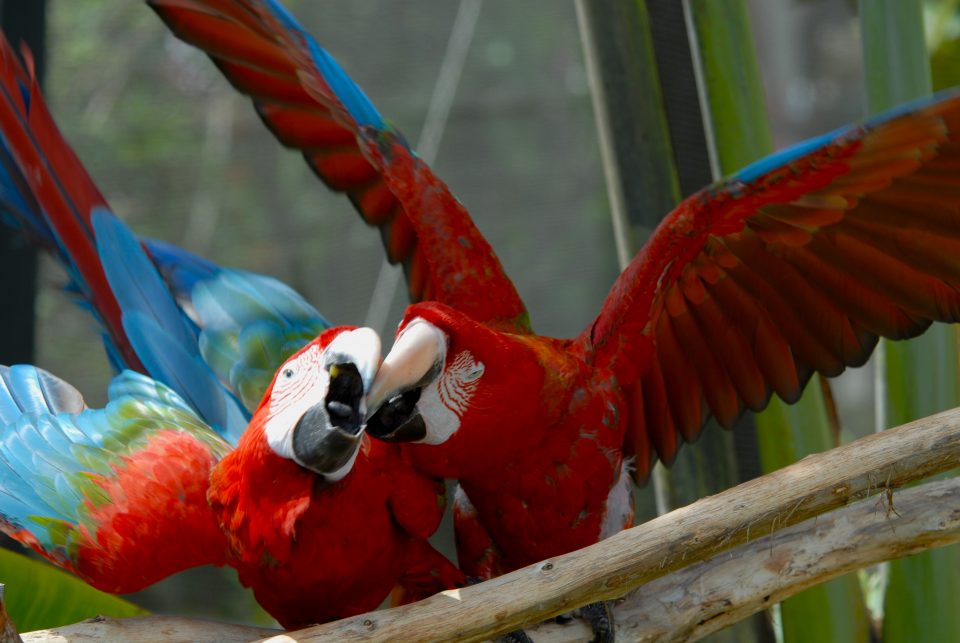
[576,2,769,641]
[0,0,45,556]
[646,0,765,491]
[0,0,45,366]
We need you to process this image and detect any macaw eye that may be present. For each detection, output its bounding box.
[282,367,296,380]
[463,364,485,382]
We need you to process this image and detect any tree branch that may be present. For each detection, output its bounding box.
[21,616,277,642]
[527,476,960,642]
[0,585,23,643]
[16,407,960,642]
[269,406,960,641]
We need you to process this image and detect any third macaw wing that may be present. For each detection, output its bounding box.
[0,366,231,593]
[0,32,249,441]
[581,90,960,477]
[145,238,332,411]
[148,0,530,331]
[0,31,330,441]
[0,36,132,367]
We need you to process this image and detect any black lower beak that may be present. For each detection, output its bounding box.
[366,387,427,442]
[325,362,365,435]
[292,362,366,477]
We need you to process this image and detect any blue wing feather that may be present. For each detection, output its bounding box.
[0,40,259,444]
[0,366,229,559]
[92,209,196,352]
[733,89,960,184]
[261,0,385,130]
[146,239,330,411]
[93,209,248,443]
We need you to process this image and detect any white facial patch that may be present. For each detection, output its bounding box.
[264,344,329,459]
[417,350,484,445]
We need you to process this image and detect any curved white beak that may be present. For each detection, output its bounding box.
[367,319,445,414]
[324,327,382,397]
[292,326,382,481]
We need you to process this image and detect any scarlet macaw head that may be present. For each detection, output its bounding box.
[365,303,549,477]
[256,325,381,481]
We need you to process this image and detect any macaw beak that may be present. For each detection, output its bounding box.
[292,328,381,480]
[366,319,444,442]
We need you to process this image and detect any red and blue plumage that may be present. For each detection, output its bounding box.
[151,0,960,587]
[0,350,462,628]
[0,366,232,591]
[148,0,530,331]
[0,35,251,440]
[0,32,462,627]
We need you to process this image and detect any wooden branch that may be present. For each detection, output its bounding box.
[18,476,960,643]
[21,616,277,642]
[0,585,23,643]
[15,408,960,642]
[526,476,960,642]
[270,406,960,641]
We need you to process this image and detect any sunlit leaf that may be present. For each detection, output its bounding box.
[0,548,146,632]
[861,1,960,640]
[688,1,869,639]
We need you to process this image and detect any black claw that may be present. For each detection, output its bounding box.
[580,600,615,643]
[496,630,535,643]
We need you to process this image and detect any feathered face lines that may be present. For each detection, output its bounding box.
[366,315,484,446]
[262,327,381,481]
[270,344,325,415]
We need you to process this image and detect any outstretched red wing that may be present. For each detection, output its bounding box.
[149,0,529,330]
[582,91,960,473]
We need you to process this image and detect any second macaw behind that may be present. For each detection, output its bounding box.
[0,339,463,628]
[0,34,462,627]
[153,0,960,605]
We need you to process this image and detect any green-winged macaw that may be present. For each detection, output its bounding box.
[0,34,462,627]
[149,0,960,591]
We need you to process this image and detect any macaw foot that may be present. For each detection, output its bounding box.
[496,630,535,643]
[578,600,615,643]
[551,600,614,642]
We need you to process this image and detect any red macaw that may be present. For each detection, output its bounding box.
[0,35,462,626]
[368,96,960,571]
[0,335,463,628]
[151,0,960,597]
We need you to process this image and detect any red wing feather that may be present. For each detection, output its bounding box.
[69,430,229,592]
[582,91,960,466]
[149,0,529,329]
[0,38,140,368]
[0,367,233,594]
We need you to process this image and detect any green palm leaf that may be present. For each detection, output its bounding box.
[860,2,960,640]
[0,548,145,632]
[687,1,870,640]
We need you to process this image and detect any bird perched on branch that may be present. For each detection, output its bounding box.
[0,34,461,628]
[152,0,960,592]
